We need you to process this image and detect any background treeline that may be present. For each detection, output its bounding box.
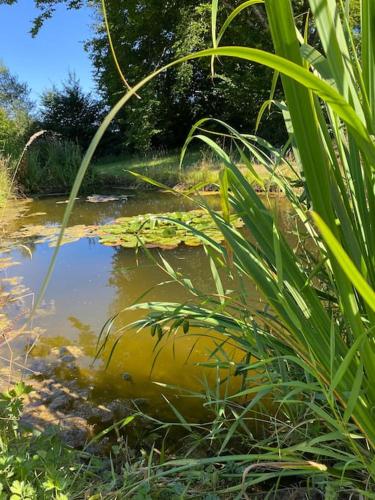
[0,0,318,158]
[0,0,360,195]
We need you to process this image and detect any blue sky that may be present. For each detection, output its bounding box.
[0,0,95,104]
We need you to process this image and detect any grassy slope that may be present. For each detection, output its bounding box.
[93,149,288,191]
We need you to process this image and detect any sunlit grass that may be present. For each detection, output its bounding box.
[94,148,293,191]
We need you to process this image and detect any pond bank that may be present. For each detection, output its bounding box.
[18,144,294,196]
[22,346,152,451]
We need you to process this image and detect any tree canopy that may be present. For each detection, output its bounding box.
[0,0,361,153]
[39,74,103,150]
[88,0,286,152]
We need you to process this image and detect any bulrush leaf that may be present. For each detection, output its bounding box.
[313,212,375,312]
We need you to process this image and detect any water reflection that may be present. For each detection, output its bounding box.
[2,192,294,418]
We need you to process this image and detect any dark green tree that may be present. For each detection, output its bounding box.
[39,73,103,150]
[2,0,359,152]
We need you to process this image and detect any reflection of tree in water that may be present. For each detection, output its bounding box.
[67,316,98,359]
[21,192,215,231]
[102,244,236,374]
[106,245,216,323]
[23,198,130,228]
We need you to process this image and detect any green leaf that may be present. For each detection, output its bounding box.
[331,332,366,392]
[313,212,375,312]
[216,0,264,46]
[343,361,364,423]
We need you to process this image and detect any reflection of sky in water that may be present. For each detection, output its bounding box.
[2,192,293,417]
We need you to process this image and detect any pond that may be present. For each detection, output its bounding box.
[1,191,293,420]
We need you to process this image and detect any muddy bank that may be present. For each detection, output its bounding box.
[22,345,151,450]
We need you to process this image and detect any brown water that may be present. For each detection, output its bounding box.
[1,191,292,419]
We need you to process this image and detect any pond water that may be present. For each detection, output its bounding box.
[1,191,293,420]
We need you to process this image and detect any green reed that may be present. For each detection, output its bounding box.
[42,0,375,494]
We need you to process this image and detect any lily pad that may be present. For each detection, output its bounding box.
[97,209,243,250]
[8,209,243,251]
[11,224,99,247]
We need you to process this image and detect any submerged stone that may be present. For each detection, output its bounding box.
[86,194,128,203]
[121,372,133,383]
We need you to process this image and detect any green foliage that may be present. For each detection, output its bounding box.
[0,62,33,119]
[0,110,18,157]
[0,383,74,500]
[39,74,103,151]
[0,155,11,207]
[88,0,288,152]
[21,139,97,194]
[0,63,34,157]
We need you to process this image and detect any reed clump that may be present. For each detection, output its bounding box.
[34,0,375,496]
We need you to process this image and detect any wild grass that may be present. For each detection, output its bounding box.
[0,155,12,208]
[35,0,375,496]
[94,147,289,191]
[20,140,97,195]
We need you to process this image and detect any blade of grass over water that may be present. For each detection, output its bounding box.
[41,0,375,495]
[36,42,375,311]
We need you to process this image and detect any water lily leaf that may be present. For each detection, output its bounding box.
[8,208,243,251]
[162,227,177,238]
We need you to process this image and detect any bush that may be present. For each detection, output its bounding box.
[20,139,97,194]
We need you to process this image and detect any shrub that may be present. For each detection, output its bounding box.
[20,139,97,194]
[0,155,13,207]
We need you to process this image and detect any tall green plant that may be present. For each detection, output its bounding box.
[42,0,375,493]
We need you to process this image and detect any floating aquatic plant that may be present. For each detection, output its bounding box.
[97,209,243,249]
[10,224,98,247]
[9,209,243,250]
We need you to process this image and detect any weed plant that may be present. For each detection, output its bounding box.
[0,156,11,207]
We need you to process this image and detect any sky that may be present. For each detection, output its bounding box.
[0,0,95,105]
